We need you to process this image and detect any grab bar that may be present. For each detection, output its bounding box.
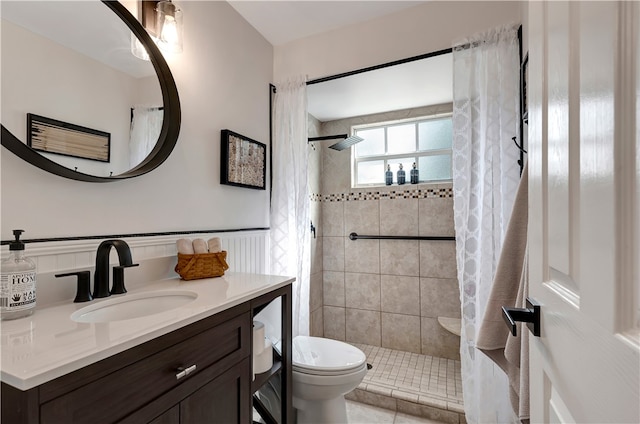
[348,232,455,241]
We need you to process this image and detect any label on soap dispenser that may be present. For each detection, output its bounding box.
[0,272,36,311]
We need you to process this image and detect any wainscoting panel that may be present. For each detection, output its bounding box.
[222,232,270,274]
[1,230,271,307]
[1,230,270,274]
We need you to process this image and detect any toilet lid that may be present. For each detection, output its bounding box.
[292,336,366,375]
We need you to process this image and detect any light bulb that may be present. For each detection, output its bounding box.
[161,15,178,45]
[155,1,183,54]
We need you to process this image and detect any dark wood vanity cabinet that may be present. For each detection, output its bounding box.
[1,284,293,424]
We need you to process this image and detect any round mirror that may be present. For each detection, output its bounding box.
[0,1,180,182]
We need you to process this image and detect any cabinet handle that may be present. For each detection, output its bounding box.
[175,364,197,380]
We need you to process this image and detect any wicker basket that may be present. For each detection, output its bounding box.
[175,251,229,280]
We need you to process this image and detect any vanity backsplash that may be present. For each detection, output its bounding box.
[0,230,270,308]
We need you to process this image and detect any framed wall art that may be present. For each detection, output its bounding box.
[220,129,266,190]
[27,113,110,162]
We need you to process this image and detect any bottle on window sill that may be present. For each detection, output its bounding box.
[410,162,419,184]
[385,164,393,185]
[397,163,406,185]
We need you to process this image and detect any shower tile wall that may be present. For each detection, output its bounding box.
[312,103,461,360]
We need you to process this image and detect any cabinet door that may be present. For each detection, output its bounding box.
[180,357,250,424]
[149,406,179,424]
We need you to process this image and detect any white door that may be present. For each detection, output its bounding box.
[528,1,639,423]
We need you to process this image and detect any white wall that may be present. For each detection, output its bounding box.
[274,1,522,81]
[1,1,273,240]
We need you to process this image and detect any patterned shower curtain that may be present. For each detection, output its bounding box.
[270,76,310,337]
[451,25,521,423]
[129,106,163,168]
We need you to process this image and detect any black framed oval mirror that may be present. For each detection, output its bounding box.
[0,1,181,182]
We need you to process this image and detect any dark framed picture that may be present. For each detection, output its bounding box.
[220,129,266,190]
[27,113,110,162]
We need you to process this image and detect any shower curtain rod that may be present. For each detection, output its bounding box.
[303,25,521,87]
[349,232,455,241]
[306,47,453,85]
[304,33,519,87]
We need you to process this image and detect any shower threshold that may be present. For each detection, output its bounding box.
[346,344,466,424]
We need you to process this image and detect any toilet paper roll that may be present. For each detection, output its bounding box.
[254,339,273,374]
[253,321,266,355]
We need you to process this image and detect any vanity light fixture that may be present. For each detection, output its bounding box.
[154,1,183,53]
[132,0,183,60]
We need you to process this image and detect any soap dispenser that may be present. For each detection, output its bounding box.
[1,230,37,320]
[385,164,393,185]
[410,162,419,184]
[397,163,406,185]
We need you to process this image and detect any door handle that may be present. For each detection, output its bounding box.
[502,297,541,337]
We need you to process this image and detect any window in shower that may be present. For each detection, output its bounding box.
[351,113,453,187]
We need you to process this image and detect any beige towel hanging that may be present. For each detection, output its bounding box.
[476,163,529,422]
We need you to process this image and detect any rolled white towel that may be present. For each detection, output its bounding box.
[192,238,208,254]
[207,237,222,253]
[176,238,194,255]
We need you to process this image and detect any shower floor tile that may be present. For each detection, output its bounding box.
[353,343,464,408]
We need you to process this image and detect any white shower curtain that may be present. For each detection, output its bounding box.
[270,76,310,337]
[451,25,521,423]
[129,106,163,168]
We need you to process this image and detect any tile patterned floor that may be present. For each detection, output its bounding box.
[354,344,463,403]
[348,344,465,423]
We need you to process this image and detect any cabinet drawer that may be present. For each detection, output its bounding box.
[40,312,250,424]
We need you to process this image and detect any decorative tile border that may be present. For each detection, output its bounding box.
[309,187,453,202]
[347,192,381,201]
[380,190,420,200]
[324,193,346,202]
[422,188,454,198]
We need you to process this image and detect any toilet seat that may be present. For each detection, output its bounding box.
[292,336,366,376]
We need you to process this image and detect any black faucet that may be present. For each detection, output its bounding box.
[93,239,138,298]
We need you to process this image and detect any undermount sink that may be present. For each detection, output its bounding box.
[71,290,198,323]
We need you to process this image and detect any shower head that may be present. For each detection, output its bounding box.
[328,135,364,151]
[307,134,365,151]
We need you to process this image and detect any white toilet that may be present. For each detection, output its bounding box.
[292,336,368,424]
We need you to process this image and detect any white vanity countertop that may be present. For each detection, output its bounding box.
[0,272,294,390]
